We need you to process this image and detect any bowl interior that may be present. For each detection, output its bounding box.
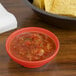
[29,0,33,3]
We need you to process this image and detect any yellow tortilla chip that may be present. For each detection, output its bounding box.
[44,0,54,12]
[50,0,76,17]
[33,0,44,9]
[33,0,76,17]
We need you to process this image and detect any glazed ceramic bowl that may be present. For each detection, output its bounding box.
[6,27,59,68]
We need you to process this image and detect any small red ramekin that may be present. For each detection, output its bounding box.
[6,27,59,68]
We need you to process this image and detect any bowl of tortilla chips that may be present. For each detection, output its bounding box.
[24,0,76,29]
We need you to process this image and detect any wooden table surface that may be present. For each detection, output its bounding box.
[0,0,76,76]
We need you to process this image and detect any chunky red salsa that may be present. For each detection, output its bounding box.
[10,32,56,61]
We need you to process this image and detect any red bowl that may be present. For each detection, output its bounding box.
[6,27,59,68]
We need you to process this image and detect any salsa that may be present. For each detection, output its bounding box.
[10,32,56,61]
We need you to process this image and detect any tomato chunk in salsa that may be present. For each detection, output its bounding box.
[10,32,56,61]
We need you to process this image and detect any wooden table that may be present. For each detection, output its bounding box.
[0,0,76,76]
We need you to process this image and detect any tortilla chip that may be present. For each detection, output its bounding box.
[44,0,54,12]
[33,0,44,9]
[50,0,76,17]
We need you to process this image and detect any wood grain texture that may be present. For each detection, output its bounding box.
[0,0,76,76]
